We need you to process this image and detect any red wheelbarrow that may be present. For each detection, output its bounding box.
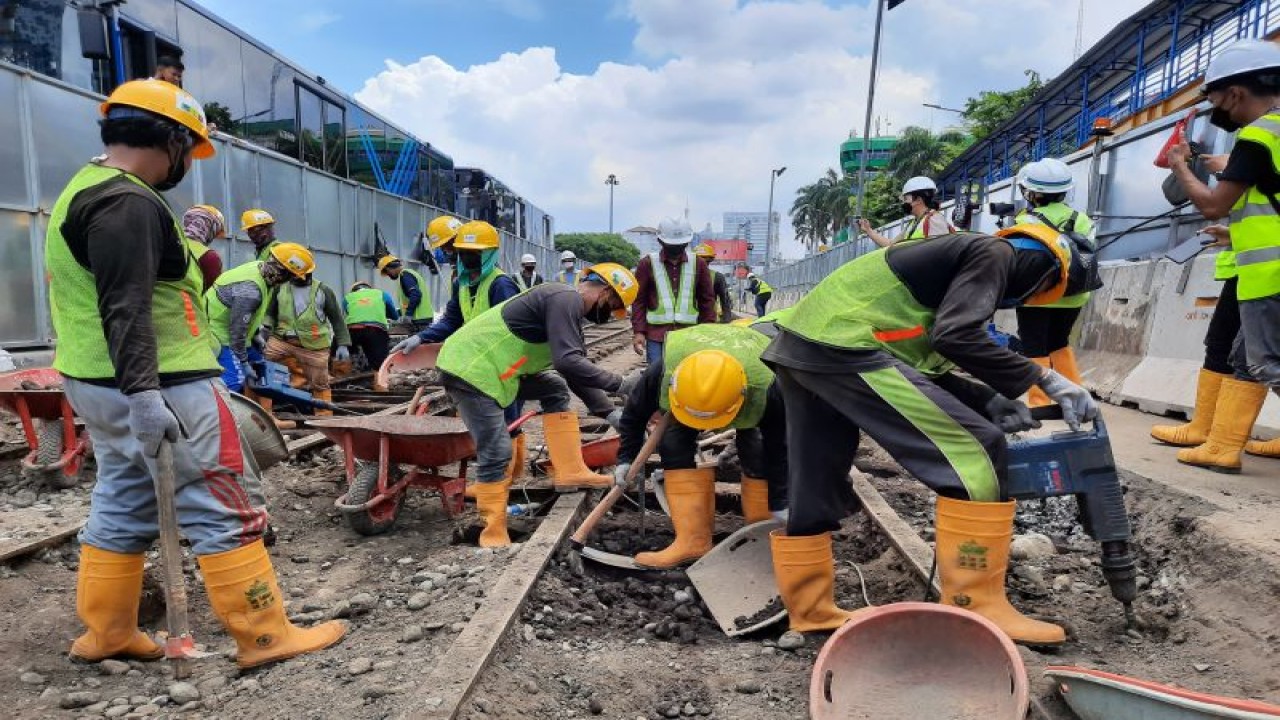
[0,368,90,489]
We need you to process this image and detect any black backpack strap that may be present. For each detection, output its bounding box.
[1029,209,1065,232]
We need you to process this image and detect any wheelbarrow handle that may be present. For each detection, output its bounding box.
[570,412,669,547]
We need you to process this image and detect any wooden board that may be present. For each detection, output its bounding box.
[0,504,88,563]
[847,470,942,596]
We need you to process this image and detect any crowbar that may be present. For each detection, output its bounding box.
[152,441,207,678]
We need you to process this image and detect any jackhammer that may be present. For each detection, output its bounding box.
[248,360,350,415]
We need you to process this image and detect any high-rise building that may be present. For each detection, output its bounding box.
[840,136,898,176]
[722,211,777,270]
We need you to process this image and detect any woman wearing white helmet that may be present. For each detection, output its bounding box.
[516,253,544,291]
[859,176,954,248]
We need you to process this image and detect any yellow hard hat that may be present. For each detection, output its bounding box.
[694,243,716,259]
[190,204,227,238]
[994,223,1073,306]
[376,255,401,273]
[453,221,500,251]
[427,215,464,250]
[240,209,274,232]
[582,262,639,318]
[668,349,748,430]
[730,317,754,327]
[269,242,315,279]
[100,79,214,159]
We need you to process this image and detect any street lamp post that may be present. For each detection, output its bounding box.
[922,102,965,113]
[605,174,620,233]
[765,166,786,272]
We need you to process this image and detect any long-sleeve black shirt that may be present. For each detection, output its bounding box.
[712,270,733,322]
[501,284,623,393]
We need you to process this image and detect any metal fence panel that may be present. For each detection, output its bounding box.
[0,211,40,346]
[0,71,28,207]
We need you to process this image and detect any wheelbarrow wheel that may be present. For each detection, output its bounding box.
[31,421,81,490]
[345,461,405,536]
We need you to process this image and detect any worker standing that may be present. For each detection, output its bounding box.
[1012,158,1095,405]
[343,281,400,377]
[695,243,734,322]
[377,255,434,331]
[263,272,352,415]
[239,208,281,262]
[614,322,787,568]
[206,244,316,393]
[46,79,343,668]
[556,250,582,285]
[631,217,717,364]
[745,272,773,317]
[515,253,545,290]
[436,265,640,547]
[182,204,225,292]
[859,176,954,247]
[761,225,1097,643]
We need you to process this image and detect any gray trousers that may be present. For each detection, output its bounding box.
[1232,292,1280,392]
[65,377,268,555]
[444,371,571,482]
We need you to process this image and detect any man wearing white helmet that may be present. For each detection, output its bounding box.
[631,217,716,363]
[859,176,954,247]
[1013,158,1095,407]
[1168,38,1280,472]
[516,253,544,291]
[556,250,581,285]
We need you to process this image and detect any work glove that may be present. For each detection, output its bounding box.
[613,462,632,488]
[128,390,180,458]
[334,345,351,362]
[984,395,1040,433]
[1037,370,1099,431]
[239,359,259,386]
[618,369,643,399]
[392,334,423,357]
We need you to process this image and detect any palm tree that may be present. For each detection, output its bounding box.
[887,126,969,181]
[790,168,854,250]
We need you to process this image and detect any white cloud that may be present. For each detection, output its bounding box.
[355,0,1147,257]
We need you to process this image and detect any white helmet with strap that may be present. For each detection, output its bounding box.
[1017,158,1074,194]
[1205,39,1280,89]
[901,176,937,195]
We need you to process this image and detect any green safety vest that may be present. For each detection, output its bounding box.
[397,267,434,320]
[345,288,389,327]
[46,164,220,379]
[556,269,580,286]
[459,269,506,324]
[1015,203,1095,309]
[658,324,773,429]
[275,282,332,350]
[648,251,698,325]
[255,240,280,263]
[206,261,270,346]
[1215,250,1238,281]
[778,246,954,377]
[754,277,774,295]
[1228,113,1280,301]
[436,300,553,406]
[902,210,951,241]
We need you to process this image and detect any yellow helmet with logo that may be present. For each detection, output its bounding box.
[100,79,215,159]
[694,243,716,260]
[453,221,500,251]
[427,215,464,250]
[376,255,401,273]
[994,223,1073,306]
[668,349,748,430]
[582,262,638,318]
[269,242,315,279]
[240,209,275,232]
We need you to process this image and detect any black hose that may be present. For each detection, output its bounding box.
[1093,202,1191,255]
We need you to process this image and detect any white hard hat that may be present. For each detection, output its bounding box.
[521,253,536,264]
[560,250,576,261]
[1017,158,1074,194]
[901,176,937,195]
[1205,39,1280,88]
[656,217,694,245]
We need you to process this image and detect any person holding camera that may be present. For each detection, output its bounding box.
[859,176,954,247]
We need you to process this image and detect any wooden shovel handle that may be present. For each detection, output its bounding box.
[570,412,670,546]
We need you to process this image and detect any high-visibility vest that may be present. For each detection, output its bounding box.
[436,300,553,406]
[1015,203,1095,309]
[459,269,506,324]
[647,251,698,325]
[515,271,542,291]
[345,288,389,327]
[46,164,219,379]
[206,261,271,346]
[275,282,333,350]
[255,240,280,263]
[1215,250,1238,281]
[658,324,773,429]
[755,277,774,295]
[902,209,954,241]
[1228,113,1280,301]
[397,267,434,320]
[556,269,580,286]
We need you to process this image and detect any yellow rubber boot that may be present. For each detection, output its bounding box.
[312,388,334,417]
[198,540,347,669]
[1049,346,1084,384]
[740,476,772,524]
[635,469,715,568]
[465,434,525,500]
[472,480,512,548]
[1151,369,1228,446]
[1177,378,1268,473]
[769,531,856,633]
[69,546,164,662]
[543,411,611,491]
[935,496,1066,646]
[1025,356,1053,407]
[1245,436,1280,457]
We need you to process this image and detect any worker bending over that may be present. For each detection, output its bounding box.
[240,208,280,262]
[344,281,400,376]
[437,265,640,547]
[762,226,1098,644]
[263,272,351,415]
[516,253,545,290]
[695,244,734,322]
[859,176,954,247]
[182,204,225,291]
[378,255,434,331]
[631,217,716,363]
[614,322,787,568]
[46,79,343,669]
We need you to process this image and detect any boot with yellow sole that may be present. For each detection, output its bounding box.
[1152,369,1229,446]
[69,545,164,662]
[543,411,611,491]
[1245,436,1280,457]
[312,388,334,417]
[769,531,860,633]
[471,479,513,548]
[1177,378,1268,473]
[465,434,525,500]
[740,475,772,524]
[634,468,714,568]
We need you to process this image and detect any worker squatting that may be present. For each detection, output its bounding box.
[41,36,1279,672]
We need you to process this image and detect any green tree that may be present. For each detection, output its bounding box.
[887,126,970,180]
[860,172,905,228]
[203,101,234,134]
[555,232,641,268]
[961,70,1044,140]
[790,168,854,250]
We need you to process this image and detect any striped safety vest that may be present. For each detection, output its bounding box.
[647,250,698,325]
[1228,113,1280,301]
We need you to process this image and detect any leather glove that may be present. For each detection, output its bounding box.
[618,369,643,399]
[613,462,632,487]
[334,345,351,362]
[128,390,180,458]
[239,359,259,386]
[1037,370,1099,431]
[392,334,423,356]
[984,395,1040,433]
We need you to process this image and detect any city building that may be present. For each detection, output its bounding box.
[722,211,778,270]
[839,135,898,176]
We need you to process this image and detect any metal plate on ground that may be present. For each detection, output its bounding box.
[687,519,785,637]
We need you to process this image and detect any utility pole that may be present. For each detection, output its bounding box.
[853,0,886,222]
[765,166,786,272]
[605,174,620,233]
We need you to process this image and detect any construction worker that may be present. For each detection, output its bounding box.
[427,214,464,268]
[761,225,1098,643]
[206,244,316,393]
[182,204,225,291]
[695,243,734,322]
[1013,158,1095,406]
[614,322,787,568]
[745,272,773,317]
[436,264,640,547]
[631,217,717,364]
[343,281,400,375]
[1168,39,1280,472]
[515,253,545,290]
[377,255,434,331]
[859,176,954,247]
[263,272,352,415]
[46,79,343,669]
[240,208,280,262]
[152,55,183,85]
[556,250,582,285]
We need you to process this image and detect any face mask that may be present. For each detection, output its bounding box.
[290,277,309,287]
[662,243,688,255]
[585,300,614,324]
[459,251,483,270]
[562,261,576,270]
[153,134,192,192]
[1209,105,1242,132]
[900,202,914,216]
[523,265,536,272]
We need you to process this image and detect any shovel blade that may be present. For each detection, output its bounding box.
[687,520,787,637]
[579,545,661,571]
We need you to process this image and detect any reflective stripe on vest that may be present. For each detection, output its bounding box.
[459,269,505,324]
[46,164,219,379]
[657,324,774,429]
[205,261,270,346]
[398,267,434,320]
[1228,114,1280,301]
[1214,249,1239,281]
[345,288,389,327]
[276,282,332,350]
[756,278,774,295]
[436,299,554,406]
[557,270,579,286]
[648,251,698,325]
